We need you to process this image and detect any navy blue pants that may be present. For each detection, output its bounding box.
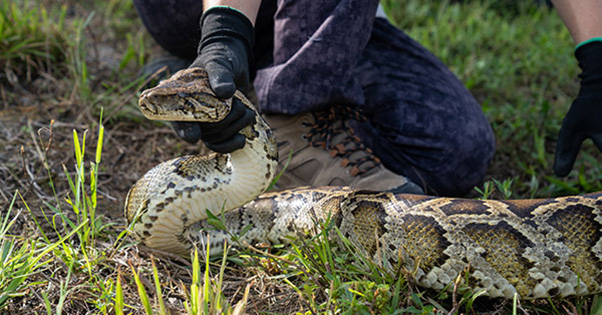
[134,0,496,196]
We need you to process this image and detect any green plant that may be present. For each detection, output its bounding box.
[19,116,127,313]
[128,241,249,315]
[475,178,515,199]
[0,192,84,310]
[185,241,249,315]
[0,1,68,79]
[64,118,106,248]
[65,12,95,101]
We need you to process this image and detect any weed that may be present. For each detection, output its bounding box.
[1,0,602,314]
[0,1,68,80]
[0,191,84,310]
[475,178,515,199]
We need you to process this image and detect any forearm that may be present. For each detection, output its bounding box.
[203,0,261,25]
[552,0,602,45]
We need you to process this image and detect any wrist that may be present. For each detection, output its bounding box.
[198,6,255,64]
[204,5,251,25]
[575,40,602,98]
[202,0,260,25]
[575,37,602,50]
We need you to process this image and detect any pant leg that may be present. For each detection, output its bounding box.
[133,0,201,60]
[349,18,495,196]
[254,0,381,114]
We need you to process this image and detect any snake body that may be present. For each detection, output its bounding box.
[125,68,602,299]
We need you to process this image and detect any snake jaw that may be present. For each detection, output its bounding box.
[138,92,159,119]
[138,76,233,122]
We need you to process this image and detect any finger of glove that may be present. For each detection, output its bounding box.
[591,133,602,156]
[235,71,252,97]
[553,128,585,177]
[201,106,255,143]
[200,98,247,133]
[171,121,202,144]
[204,134,246,153]
[205,61,236,99]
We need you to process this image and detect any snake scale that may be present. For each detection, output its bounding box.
[125,68,602,299]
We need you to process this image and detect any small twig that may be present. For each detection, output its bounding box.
[96,188,118,201]
[562,302,577,315]
[42,119,54,155]
[26,119,47,170]
[447,268,466,315]
[20,145,27,179]
[24,163,49,201]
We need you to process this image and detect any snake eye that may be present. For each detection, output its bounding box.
[144,93,157,102]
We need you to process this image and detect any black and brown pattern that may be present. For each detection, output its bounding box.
[400,214,450,273]
[346,194,388,257]
[545,204,602,291]
[126,68,602,300]
[463,221,538,297]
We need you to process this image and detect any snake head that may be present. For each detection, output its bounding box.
[139,68,232,122]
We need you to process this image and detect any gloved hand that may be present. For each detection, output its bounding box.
[172,6,255,153]
[553,40,602,177]
[171,97,255,153]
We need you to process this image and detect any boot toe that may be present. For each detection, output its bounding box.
[386,181,424,195]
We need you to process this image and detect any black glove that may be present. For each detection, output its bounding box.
[172,6,256,153]
[172,97,255,153]
[553,41,602,177]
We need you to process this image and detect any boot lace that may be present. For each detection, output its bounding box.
[302,105,381,176]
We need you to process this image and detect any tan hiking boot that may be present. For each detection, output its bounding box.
[263,106,424,194]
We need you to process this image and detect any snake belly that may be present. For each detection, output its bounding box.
[125,68,602,299]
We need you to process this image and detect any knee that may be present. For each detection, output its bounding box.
[431,120,496,196]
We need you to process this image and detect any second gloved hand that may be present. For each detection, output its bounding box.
[553,40,602,177]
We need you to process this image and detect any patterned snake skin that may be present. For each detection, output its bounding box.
[125,68,602,299]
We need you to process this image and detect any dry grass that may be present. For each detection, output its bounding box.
[1,0,602,314]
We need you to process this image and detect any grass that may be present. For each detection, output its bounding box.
[0,1,68,81]
[0,0,601,314]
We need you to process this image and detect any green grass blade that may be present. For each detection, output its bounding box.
[151,258,167,315]
[115,271,125,315]
[131,263,153,315]
[203,239,211,314]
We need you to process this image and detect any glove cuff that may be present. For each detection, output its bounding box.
[575,40,602,98]
[575,37,602,50]
[199,6,255,65]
